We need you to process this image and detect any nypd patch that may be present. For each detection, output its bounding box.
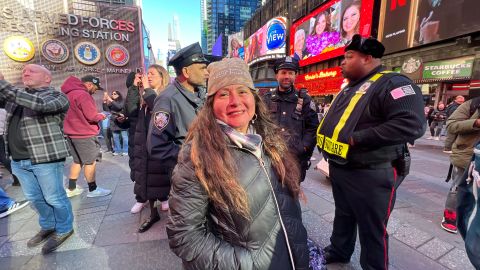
[154,111,170,131]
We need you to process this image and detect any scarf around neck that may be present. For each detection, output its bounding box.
[217,120,263,159]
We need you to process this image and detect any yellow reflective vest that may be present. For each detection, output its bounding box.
[317,71,392,163]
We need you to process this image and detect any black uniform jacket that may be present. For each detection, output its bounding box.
[263,88,319,162]
[147,80,205,170]
[327,66,426,164]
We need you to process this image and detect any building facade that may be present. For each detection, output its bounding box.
[241,0,480,106]
[0,0,149,106]
[203,0,262,55]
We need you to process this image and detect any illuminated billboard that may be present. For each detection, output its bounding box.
[244,16,287,64]
[379,0,480,54]
[228,32,245,59]
[290,0,374,67]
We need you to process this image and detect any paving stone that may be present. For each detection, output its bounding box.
[94,220,138,246]
[387,214,402,235]
[102,211,140,226]
[72,199,110,211]
[0,255,32,269]
[74,211,106,222]
[9,220,40,242]
[0,218,27,237]
[0,238,42,257]
[438,248,476,270]
[393,199,411,209]
[0,236,8,246]
[321,212,335,223]
[22,239,181,270]
[393,223,433,248]
[303,190,335,216]
[74,205,108,216]
[138,213,169,242]
[50,217,103,254]
[105,184,136,215]
[389,239,448,270]
[417,238,454,260]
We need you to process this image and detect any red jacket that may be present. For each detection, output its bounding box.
[61,76,104,138]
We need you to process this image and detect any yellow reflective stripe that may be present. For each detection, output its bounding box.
[369,73,383,82]
[317,133,324,148]
[332,91,364,141]
[331,72,388,141]
[322,136,349,159]
[316,71,391,158]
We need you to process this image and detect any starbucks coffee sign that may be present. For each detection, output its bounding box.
[423,57,474,79]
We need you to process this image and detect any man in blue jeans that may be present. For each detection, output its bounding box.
[0,187,28,218]
[0,64,74,254]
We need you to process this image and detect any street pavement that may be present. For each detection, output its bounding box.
[0,133,475,270]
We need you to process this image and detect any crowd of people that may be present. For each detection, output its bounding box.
[0,34,478,269]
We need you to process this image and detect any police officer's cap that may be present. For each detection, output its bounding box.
[345,34,385,59]
[168,42,209,69]
[274,56,299,73]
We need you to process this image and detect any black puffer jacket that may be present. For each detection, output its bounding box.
[132,89,171,201]
[167,143,309,270]
[103,100,128,131]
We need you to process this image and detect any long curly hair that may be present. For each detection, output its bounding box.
[311,11,333,36]
[184,90,301,219]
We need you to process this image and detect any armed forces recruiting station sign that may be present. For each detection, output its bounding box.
[0,0,144,96]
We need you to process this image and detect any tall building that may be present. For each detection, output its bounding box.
[203,0,261,55]
[200,0,208,52]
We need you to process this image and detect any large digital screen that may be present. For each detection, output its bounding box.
[227,32,245,59]
[290,0,374,67]
[379,0,480,54]
[244,16,287,64]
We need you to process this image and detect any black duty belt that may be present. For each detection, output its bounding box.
[330,161,392,170]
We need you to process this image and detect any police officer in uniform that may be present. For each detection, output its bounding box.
[317,35,425,269]
[145,42,209,230]
[263,56,319,182]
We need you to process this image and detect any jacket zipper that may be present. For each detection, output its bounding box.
[232,146,296,270]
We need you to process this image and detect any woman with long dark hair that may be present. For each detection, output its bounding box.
[305,11,341,56]
[103,90,129,156]
[166,58,309,269]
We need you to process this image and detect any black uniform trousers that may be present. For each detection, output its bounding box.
[328,162,399,270]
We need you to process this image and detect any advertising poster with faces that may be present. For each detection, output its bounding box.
[290,0,374,67]
[379,0,480,53]
[227,32,245,59]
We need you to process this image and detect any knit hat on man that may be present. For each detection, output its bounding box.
[207,58,256,96]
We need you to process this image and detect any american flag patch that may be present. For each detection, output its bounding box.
[390,85,415,100]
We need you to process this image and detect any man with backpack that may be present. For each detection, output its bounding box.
[441,96,480,233]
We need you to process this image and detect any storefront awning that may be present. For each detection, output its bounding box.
[470,80,480,90]
[414,76,471,84]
